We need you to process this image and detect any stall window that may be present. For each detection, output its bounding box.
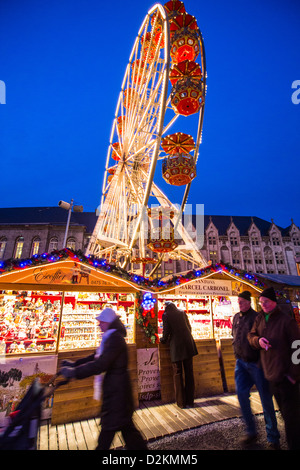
[0,238,7,259]
[14,237,24,259]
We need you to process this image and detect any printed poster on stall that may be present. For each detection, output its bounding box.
[137,348,161,401]
[0,355,57,427]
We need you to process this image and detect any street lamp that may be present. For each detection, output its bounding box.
[58,199,83,248]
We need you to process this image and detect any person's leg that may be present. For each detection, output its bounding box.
[95,428,115,450]
[172,361,185,408]
[271,379,300,450]
[183,357,195,407]
[121,420,148,450]
[250,363,280,445]
[235,359,256,438]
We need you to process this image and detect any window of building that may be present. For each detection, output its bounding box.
[49,237,58,252]
[229,232,238,246]
[31,237,41,257]
[209,250,217,263]
[275,252,284,265]
[15,237,24,259]
[264,247,274,267]
[0,238,7,260]
[272,235,280,246]
[232,251,240,264]
[242,247,252,267]
[208,231,216,246]
[164,269,174,276]
[251,234,259,246]
[292,234,300,246]
[67,238,76,250]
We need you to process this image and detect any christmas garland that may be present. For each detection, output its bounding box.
[0,248,266,291]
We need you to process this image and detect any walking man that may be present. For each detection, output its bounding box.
[232,290,280,448]
[248,287,300,450]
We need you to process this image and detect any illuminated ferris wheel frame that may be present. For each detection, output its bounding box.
[87,2,207,272]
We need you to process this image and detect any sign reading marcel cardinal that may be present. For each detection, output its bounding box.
[177,278,232,296]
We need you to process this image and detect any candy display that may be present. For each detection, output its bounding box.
[158,294,237,339]
[0,291,136,355]
[0,292,60,354]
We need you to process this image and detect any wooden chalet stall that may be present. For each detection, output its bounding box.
[156,266,264,398]
[0,250,144,425]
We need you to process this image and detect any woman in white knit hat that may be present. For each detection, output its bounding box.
[60,307,147,450]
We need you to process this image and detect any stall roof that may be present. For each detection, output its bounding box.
[0,248,148,293]
[0,249,268,294]
[256,273,300,287]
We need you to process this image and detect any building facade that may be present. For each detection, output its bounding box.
[0,207,97,261]
[200,215,300,276]
[0,208,299,278]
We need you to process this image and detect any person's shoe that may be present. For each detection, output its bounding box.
[240,434,257,445]
[267,441,281,450]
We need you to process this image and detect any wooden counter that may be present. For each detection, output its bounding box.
[159,339,224,403]
[51,344,138,425]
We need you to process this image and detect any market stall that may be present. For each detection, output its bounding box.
[0,249,143,424]
[0,249,269,424]
[154,265,266,399]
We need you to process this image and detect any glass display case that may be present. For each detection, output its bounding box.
[157,294,239,339]
[0,290,135,355]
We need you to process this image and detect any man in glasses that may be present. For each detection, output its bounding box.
[248,287,300,450]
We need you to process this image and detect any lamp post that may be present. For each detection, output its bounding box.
[58,199,83,248]
[57,199,83,352]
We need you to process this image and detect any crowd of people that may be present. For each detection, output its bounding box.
[59,287,300,451]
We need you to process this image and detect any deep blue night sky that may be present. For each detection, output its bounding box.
[0,0,299,229]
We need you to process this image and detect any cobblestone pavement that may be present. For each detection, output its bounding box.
[148,412,288,451]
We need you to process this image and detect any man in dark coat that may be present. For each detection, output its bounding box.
[248,287,300,450]
[160,302,198,408]
[60,307,147,450]
[232,290,279,448]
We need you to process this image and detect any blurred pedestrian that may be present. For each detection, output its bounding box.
[60,307,147,450]
[248,287,300,450]
[160,302,198,408]
[232,290,279,448]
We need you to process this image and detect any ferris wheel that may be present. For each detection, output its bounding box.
[86,1,207,275]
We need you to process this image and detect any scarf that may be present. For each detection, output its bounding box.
[93,328,116,401]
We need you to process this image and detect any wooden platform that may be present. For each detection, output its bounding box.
[37,391,275,450]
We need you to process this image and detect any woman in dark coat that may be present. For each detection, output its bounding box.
[160,302,198,408]
[60,307,147,450]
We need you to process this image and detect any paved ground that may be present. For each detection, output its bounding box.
[148,412,288,451]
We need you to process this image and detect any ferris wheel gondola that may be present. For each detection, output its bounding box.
[86,1,207,274]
